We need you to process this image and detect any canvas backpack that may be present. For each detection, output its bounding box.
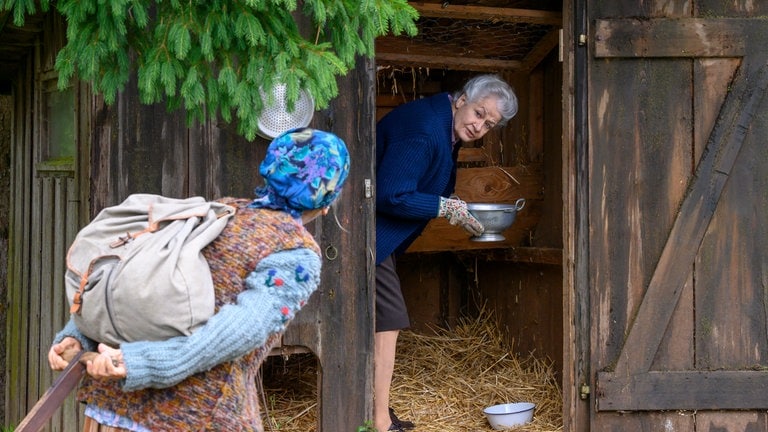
[65,194,236,347]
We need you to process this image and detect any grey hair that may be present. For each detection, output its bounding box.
[452,74,518,126]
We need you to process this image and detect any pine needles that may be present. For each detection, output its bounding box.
[1,0,419,140]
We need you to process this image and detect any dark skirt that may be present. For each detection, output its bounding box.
[375,254,410,332]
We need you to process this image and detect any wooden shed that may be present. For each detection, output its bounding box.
[2,0,768,431]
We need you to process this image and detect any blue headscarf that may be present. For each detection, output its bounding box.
[250,128,350,218]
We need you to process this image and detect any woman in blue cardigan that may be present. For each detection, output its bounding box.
[375,74,518,432]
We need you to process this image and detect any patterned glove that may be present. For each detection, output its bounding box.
[438,197,484,236]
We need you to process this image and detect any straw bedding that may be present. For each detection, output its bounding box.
[261,308,563,431]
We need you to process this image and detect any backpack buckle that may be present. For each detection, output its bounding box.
[69,273,88,314]
[110,232,135,248]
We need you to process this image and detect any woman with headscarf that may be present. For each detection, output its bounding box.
[48,127,350,432]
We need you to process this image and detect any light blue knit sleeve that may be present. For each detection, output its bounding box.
[119,247,322,391]
[53,317,98,353]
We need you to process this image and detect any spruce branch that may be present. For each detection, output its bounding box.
[1,0,419,139]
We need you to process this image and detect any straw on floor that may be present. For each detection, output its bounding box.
[261,308,563,431]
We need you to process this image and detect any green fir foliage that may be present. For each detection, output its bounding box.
[1,0,419,139]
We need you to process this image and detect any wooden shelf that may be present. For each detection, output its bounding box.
[403,246,562,265]
[456,246,562,265]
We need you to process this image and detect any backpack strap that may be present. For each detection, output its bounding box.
[108,227,153,248]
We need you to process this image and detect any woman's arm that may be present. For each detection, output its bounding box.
[118,247,321,391]
[52,318,98,353]
[376,136,444,220]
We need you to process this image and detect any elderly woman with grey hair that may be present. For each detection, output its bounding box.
[374,74,518,431]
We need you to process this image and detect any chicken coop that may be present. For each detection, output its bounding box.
[372,0,564,381]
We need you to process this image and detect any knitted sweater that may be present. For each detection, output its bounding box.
[375,92,460,264]
[53,198,321,431]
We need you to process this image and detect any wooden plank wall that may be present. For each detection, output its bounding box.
[86,61,376,431]
[7,51,34,430]
[5,12,86,429]
[6,12,375,432]
[0,86,12,429]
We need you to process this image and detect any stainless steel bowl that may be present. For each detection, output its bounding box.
[467,198,526,242]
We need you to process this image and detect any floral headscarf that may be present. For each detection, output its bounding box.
[250,128,350,217]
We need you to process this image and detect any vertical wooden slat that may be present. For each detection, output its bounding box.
[563,0,590,429]
[527,68,544,162]
[43,174,72,432]
[50,179,66,432]
[5,75,17,427]
[0,93,8,430]
[35,176,54,426]
[89,94,114,217]
[26,152,43,420]
[187,116,265,199]
[8,54,36,426]
[17,56,32,426]
[280,56,376,431]
[61,174,83,431]
[24,34,43,419]
[7,57,24,425]
[6,64,22,427]
[62,79,88,431]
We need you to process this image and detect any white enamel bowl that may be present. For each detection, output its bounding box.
[483,402,536,430]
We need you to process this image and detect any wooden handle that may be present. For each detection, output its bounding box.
[16,351,91,432]
[78,351,100,364]
[60,346,99,364]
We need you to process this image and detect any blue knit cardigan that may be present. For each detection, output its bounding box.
[375,92,460,264]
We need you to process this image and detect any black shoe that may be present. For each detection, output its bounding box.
[389,408,415,430]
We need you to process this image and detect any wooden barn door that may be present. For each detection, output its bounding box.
[581,1,768,430]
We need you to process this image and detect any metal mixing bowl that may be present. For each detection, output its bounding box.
[467,198,526,242]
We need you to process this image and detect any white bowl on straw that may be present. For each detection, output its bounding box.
[483,402,536,429]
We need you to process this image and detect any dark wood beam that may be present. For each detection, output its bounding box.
[376,52,522,72]
[458,247,563,265]
[598,370,768,410]
[594,18,746,58]
[520,28,560,72]
[410,2,562,26]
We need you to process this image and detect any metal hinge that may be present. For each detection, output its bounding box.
[580,383,590,400]
[364,178,372,198]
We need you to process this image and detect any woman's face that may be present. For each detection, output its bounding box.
[453,94,502,142]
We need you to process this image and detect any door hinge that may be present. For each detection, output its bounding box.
[578,34,587,46]
[579,383,590,400]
